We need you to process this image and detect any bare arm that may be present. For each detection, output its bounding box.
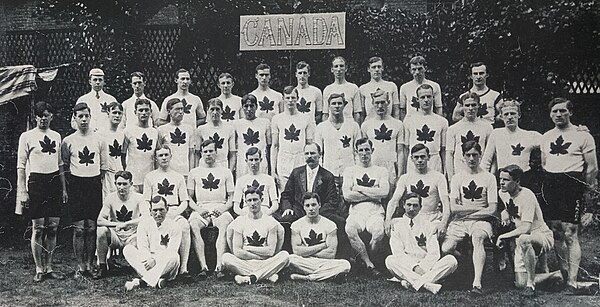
[291,228,326,257]
[231,229,263,260]
[313,229,338,259]
[245,225,278,258]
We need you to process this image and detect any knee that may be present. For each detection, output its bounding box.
[345,223,359,238]
[516,235,532,249]
[471,231,487,245]
[562,225,578,243]
[341,260,351,273]
[385,256,396,269]
[221,253,235,266]
[32,224,45,238]
[442,255,459,267]
[370,226,385,241]
[123,245,135,257]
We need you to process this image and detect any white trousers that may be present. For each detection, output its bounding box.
[288,254,351,281]
[123,245,180,287]
[222,251,289,281]
[385,254,457,290]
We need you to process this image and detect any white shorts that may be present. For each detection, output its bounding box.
[446,219,493,242]
[347,202,384,232]
[109,228,136,249]
[189,203,234,227]
[513,229,554,273]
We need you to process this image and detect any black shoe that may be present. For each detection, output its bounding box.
[522,286,536,297]
[179,271,192,280]
[469,286,483,296]
[33,272,44,282]
[196,270,208,280]
[45,271,66,280]
[92,266,107,279]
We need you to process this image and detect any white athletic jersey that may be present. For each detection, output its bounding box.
[120,94,160,128]
[499,188,550,233]
[17,128,62,173]
[250,88,283,121]
[123,125,158,185]
[446,118,492,172]
[399,79,442,118]
[137,217,182,254]
[481,128,541,172]
[403,112,448,155]
[449,170,497,220]
[389,215,440,271]
[188,165,234,204]
[322,82,360,119]
[295,85,323,121]
[158,122,194,174]
[233,173,279,209]
[458,89,502,125]
[143,169,189,213]
[343,164,389,203]
[217,94,243,123]
[359,80,399,118]
[98,129,124,173]
[361,117,404,163]
[100,191,146,239]
[291,216,337,249]
[541,126,596,173]
[62,131,108,177]
[194,122,236,166]
[159,93,204,130]
[272,112,316,154]
[314,120,361,177]
[234,117,270,156]
[228,213,280,248]
[74,90,117,132]
[394,170,448,213]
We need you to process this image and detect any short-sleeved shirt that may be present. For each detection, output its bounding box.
[234,117,270,157]
[194,122,236,166]
[217,94,243,123]
[228,214,280,248]
[458,89,502,125]
[446,118,493,172]
[17,128,63,174]
[291,216,336,248]
[74,90,117,132]
[100,191,146,238]
[123,126,158,185]
[449,170,497,220]
[120,94,160,128]
[98,129,124,173]
[188,166,234,204]
[295,85,323,121]
[272,112,315,154]
[233,173,279,208]
[159,93,204,130]
[314,120,361,177]
[62,131,108,177]
[359,80,399,118]
[541,126,596,173]
[361,117,404,163]
[403,112,448,155]
[399,79,442,118]
[322,82,360,120]
[158,122,194,174]
[343,164,389,204]
[395,170,448,213]
[143,169,189,217]
[250,88,283,121]
[481,128,541,172]
[499,188,550,233]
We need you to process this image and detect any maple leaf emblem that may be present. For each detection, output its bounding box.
[410,96,420,110]
[160,234,170,246]
[170,127,186,146]
[209,132,224,149]
[297,97,311,113]
[462,180,483,201]
[460,130,480,146]
[356,173,376,187]
[157,178,175,196]
[246,179,265,195]
[415,233,427,247]
[136,133,153,152]
[506,199,520,219]
[284,124,301,142]
[477,103,489,118]
[116,205,133,222]
[246,230,266,246]
[78,146,95,166]
[549,135,571,156]
[374,123,393,142]
[100,102,110,114]
[222,105,236,121]
[511,143,525,156]
[109,139,122,158]
[304,229,324,246]
[410,180,430,198]
[259,96,274,113]
[243,128,260,146]
[340,135,351,148]
[416,124,435,144]
[181,98,192,114]
[201,173,220,191]
[39,135,56,155]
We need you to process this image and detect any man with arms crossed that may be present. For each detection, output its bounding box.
[232,147,279,217]
[158,68,206,128]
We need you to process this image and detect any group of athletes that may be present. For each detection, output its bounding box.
[16,55,597,296]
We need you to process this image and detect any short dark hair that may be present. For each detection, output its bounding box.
[134,98,152,110]
[296,61,310,73]
[461,92,480,105]
[410,143,430,156]
[255,63,270,73]
[404,192,422,206]
[200,139,217,152]
[328,93,347,105]
[155,144,172,156]
[114,170,133,182]
[245,146,262,159]
[499,164,523,183]
[150,195,167,208]
[218,72,234,81]
[34,101,53,117]
[175,68,189,79]
[332,56,346,67]
[241,94,257,106]
[461,140,482,155]
[207,98,223,109]
[548,97,573,112]
[369,56,383,66]
[130,71,145,80]
[304,142,322,155]
[470,62,487,73]
[73,102,90,116]
[416,83,434,97]
[283,85,298,96]
[355,138,373,150]
[244,185,263,198]
[108,101,123,112]
[303,192,321,205]
[166,98,182,112]
[409,55,426,66]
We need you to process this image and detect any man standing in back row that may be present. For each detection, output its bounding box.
[399,56,443,120]
[359,56,400,121]
[158,68,206,129]
[452,62,502,125]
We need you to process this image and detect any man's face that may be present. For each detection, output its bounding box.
[499,171,519,193]
[151,201,167,224]
[296,67,310,85]
[501,106,520,129]
[218,76,234,95]
[169,102,185,123]
[410,63,425,81]
[411,148,430,171]
[284,91,298,111]
[303,197,321,218]
[108,108,123,126]
[331,59,347,79]
[464,147,481,170]
[115,176,132,196]
[471,65,488,87]
[242,101,257,119]
[245,192,262,214]
[368,60,383,81]
[329,97,345,116]
[155,148,172,168]
[176,72,191,91]
[74,109,91,132]
[131,76,145,96]
[550,102,572,127]
[463,98,479,120]
[356,142,373,164]
[36,110,53,130]
[403,197,421,219]
[89,75,105,92]
[202,143,217,165]
[417,88,434,112]
[255,69,271,87]
[304,143,321,168]
[208,104,223,122]
[135,103,151,123]
[373,96,388,115]
[246,152,262,173]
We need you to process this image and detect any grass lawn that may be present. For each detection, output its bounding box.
[1,226,599,307]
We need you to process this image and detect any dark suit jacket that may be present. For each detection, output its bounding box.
[276,165,343,224]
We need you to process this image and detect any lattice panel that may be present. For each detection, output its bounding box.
[569,71,600,94]
[141,26,181,104]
